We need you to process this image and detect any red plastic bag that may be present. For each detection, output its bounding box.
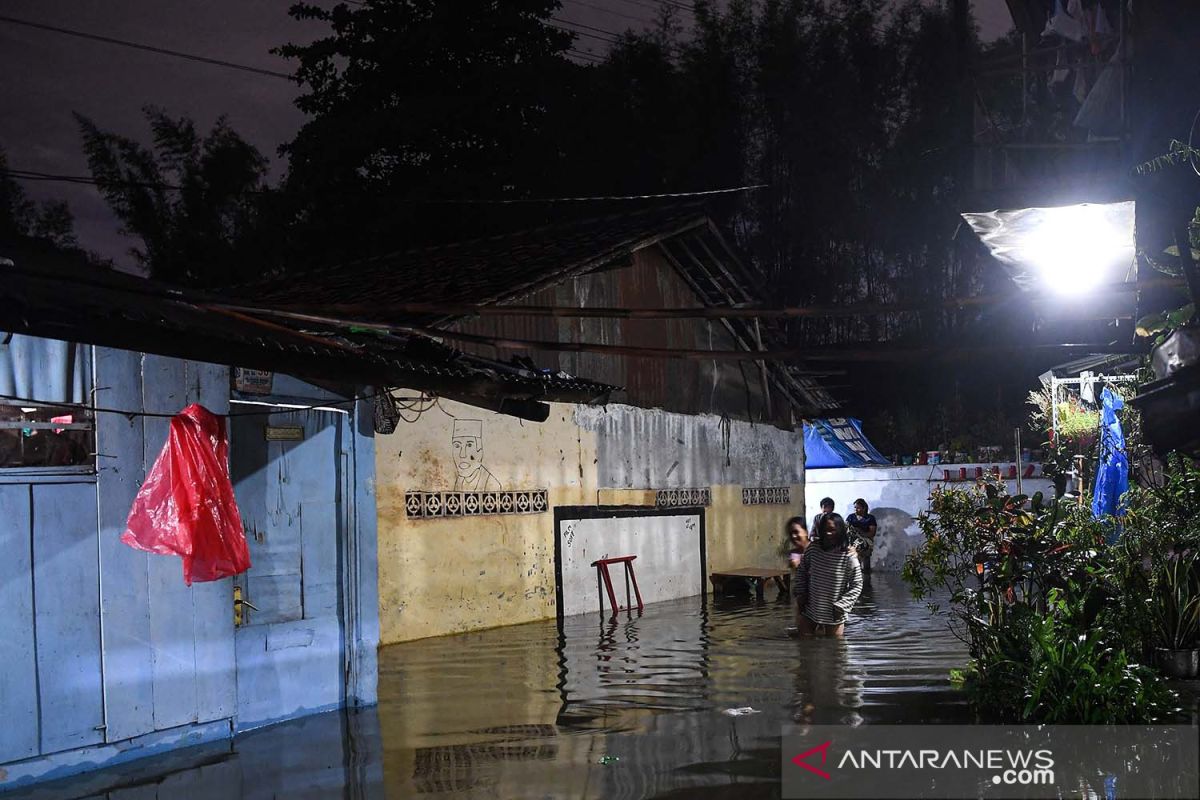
[121,403,251,585]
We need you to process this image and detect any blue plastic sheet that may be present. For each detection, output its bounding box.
[802,418,890,468]
[1091,387,1129,540]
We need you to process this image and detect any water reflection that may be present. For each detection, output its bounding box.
[13,573,985,800]
[378,572,971,798]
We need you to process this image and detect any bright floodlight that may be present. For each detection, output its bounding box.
[1021,205,1128,294]
[960,201,1135,294]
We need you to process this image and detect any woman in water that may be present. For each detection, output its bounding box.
[793,512,863,637]
[846,498,878,585]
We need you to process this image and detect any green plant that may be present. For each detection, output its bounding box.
[1055,401,1099,446]
[1135,205,1199,344]
[903,481,1177,723]
[1023,599,1172,723]
[1150,550,1200,651]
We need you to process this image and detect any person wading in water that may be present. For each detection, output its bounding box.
[846,498,878,587]
[810,497,835,541]
[793,512,863,637]
[784,516,810,634]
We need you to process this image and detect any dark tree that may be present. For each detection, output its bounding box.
[77,108,270,286]
[0,147,77,248]
[275,0,582,265]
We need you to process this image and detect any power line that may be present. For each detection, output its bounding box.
[2,167,273,195]
[550,16,628,40]
[0,14,294,81]
[0,166,764,203]
[0,392,376,419]
[546,21,620,45]
[562,0,651,24]
[612,0,696,15]
[567,48,605,64]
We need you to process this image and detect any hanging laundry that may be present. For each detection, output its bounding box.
[1091,387,1129,543]
[1044,0,1086,42]
[122,403,251,585]
[1074,42,1125,136]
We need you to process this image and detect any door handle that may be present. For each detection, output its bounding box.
[233,585,258,626]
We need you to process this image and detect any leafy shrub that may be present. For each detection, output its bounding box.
[903,481,1178,723]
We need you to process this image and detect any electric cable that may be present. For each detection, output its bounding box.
[550,17,627,41]
[0,14,294,81]
[0,167,766,202]
[0,391,388,419]
[546,21,620,44]
[562,0,649,24]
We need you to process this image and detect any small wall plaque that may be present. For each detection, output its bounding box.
[234,368,274,395]
[265,425,304,441]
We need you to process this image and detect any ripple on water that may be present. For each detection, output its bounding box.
[376,572,971,798]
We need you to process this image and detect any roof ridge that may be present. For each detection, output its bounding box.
[226,199,710,293]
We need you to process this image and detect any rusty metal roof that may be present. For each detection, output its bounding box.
[0,235,617,409]
[240,202,712,311]
[234,201,837,414]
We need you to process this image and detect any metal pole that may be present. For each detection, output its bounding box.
[1015,427,1023,495]
[1050,376,1060,448]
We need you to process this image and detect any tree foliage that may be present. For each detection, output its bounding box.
[273,0,580,265]
[0,147,77,248]
[76,107,269,286]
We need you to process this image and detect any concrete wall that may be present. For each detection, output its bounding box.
[804,465,1055,571]
[375,400,806,644]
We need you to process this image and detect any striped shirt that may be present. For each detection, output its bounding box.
[793,544,863,626]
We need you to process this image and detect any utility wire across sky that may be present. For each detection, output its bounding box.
[0,13,294,80]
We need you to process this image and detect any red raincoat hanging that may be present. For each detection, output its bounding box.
[122,403,251,585]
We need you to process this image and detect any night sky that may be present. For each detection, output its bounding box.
[0,1,1014,266]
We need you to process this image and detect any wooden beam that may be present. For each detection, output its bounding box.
[396,324,1146,363]
[253,277,1178,322]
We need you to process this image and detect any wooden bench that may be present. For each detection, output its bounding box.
[709,567,791,599]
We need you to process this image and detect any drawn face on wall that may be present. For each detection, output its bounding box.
[453,436,482,477]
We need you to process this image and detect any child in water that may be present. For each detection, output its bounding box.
[784,516,809,634]
[793,512,863,637]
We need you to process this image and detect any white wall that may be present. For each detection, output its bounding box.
[557,510,704,617]
[804,465,1055,572]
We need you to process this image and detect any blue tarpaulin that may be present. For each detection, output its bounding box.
[1091,387,1129,540]
[803,418,890,468]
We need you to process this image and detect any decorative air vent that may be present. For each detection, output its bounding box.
[405,490,548,518]
[741,487,792,505]
[655,488,712,508]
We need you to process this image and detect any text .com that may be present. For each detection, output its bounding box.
[994,768,1056,786]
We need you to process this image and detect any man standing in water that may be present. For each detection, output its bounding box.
[846,498,878,586]
[810,497,835,541]
[793,512,863,637]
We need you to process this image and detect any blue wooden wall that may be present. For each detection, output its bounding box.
[0,346,379,789]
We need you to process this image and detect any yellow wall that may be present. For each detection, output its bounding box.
[376,398,804,644]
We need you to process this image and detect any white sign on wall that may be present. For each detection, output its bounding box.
[556,508,705,619]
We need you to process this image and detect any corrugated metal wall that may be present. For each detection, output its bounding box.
[453,248,787,426]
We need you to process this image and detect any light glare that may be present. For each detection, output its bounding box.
[1022,205,1128,295]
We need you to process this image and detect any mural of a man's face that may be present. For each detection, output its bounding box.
[453,436,482,477]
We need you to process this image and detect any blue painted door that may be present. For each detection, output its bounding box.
[230,408,345,729]
[0,480,104,761]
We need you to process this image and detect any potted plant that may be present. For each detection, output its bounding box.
[1151,549,1200,679]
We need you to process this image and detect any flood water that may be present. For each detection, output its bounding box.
[379,571,968,799]
[11,573,973,800]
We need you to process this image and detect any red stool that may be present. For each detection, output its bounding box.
[591,555,644,617]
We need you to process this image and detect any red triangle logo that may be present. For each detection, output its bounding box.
[791,740,833,780]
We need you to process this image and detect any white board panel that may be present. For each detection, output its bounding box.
[558,511,704,618]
